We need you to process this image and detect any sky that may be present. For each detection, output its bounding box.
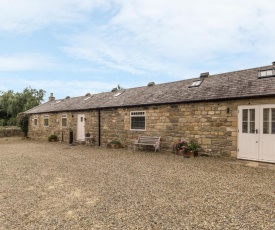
[0,0,275,101]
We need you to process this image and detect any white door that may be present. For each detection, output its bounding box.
[259,105,275,163]
[238,105,275,163]
[77,114,85,141]
[238,106,259,160]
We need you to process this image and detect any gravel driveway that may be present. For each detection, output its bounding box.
[0,138,275,229]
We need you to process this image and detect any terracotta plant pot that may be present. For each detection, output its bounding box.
[175,149,185,156]
[184,150,199,157]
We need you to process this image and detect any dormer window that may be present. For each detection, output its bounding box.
[258,69,275,78]
[189,80,202,88]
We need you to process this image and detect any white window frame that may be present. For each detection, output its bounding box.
[258,69,275,78]
[189,80,202,88]
[44,115,49,127]
[130,111,146,131]
[61,114,67,127]
[33,116,38,126]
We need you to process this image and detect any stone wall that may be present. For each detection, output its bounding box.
[27,97,275,157]
[0,126,23,137]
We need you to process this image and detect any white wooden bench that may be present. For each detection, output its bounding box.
[134,136,161,152]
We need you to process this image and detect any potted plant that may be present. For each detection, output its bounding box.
[174,140,188,156]
[185,142,200,157]
[48,134,58,142]
[107,140,122,148]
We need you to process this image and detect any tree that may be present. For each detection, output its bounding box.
[0,87,45,126]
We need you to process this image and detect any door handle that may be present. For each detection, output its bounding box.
[252,129,258,134]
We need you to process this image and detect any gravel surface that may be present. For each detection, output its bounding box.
[0,138,275,229]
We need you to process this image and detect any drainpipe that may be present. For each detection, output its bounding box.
[98,109,101,146]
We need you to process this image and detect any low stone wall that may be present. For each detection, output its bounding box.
[0,126,23,137]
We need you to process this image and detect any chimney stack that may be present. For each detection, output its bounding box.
[49,93,55,101]
[147,82,155,87]
[200,72,209,78]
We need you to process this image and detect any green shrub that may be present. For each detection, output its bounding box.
[7,117,17,126]
[0,119,7,126]
[48,134,58,142]
[109,140,121,145]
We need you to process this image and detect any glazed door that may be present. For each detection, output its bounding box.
[77,114,85,141]
[238,106,260,160]
[238,105,275,163]
[259,105,275,163]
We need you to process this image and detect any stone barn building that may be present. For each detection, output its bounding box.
[25,62,275,163]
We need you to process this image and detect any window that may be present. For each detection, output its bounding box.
[263,108,275,134]
[44,115,49,127]
[34,117,38,126]
[130,111,146,130]
[61,114,67,127]
[258,69,274,78]
[242,109,255,133]
[114,92,122,97]
[113,91,125,97]
[189,80,202,88]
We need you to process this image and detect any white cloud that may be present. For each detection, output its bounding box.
[0,0,109,32]
[1,0,275,91]
[63,0,275,78]
[0,53,55,71]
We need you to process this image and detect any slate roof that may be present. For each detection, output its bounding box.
[25,64,275,114]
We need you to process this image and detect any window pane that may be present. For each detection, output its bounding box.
[266,70,273,76]
[260,71,267,77]
[131,117,145,130]
[62,118,67,127]
[249,109,255,122]
[242,122,248,133]
[249,122,255,133]
[272,122,275,134]
[44,119,49,126]
[243,109,248,121]
[272,109,275,121]
[263,109,269,121]
[263,122,269,134]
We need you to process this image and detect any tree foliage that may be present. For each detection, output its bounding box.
[0,87,45,126]
[17,112,29,137]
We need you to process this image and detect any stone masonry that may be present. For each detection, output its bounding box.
[28,97,275,158]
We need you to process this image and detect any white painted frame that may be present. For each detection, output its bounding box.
[61,114,67,127]
[130,111,146,131]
